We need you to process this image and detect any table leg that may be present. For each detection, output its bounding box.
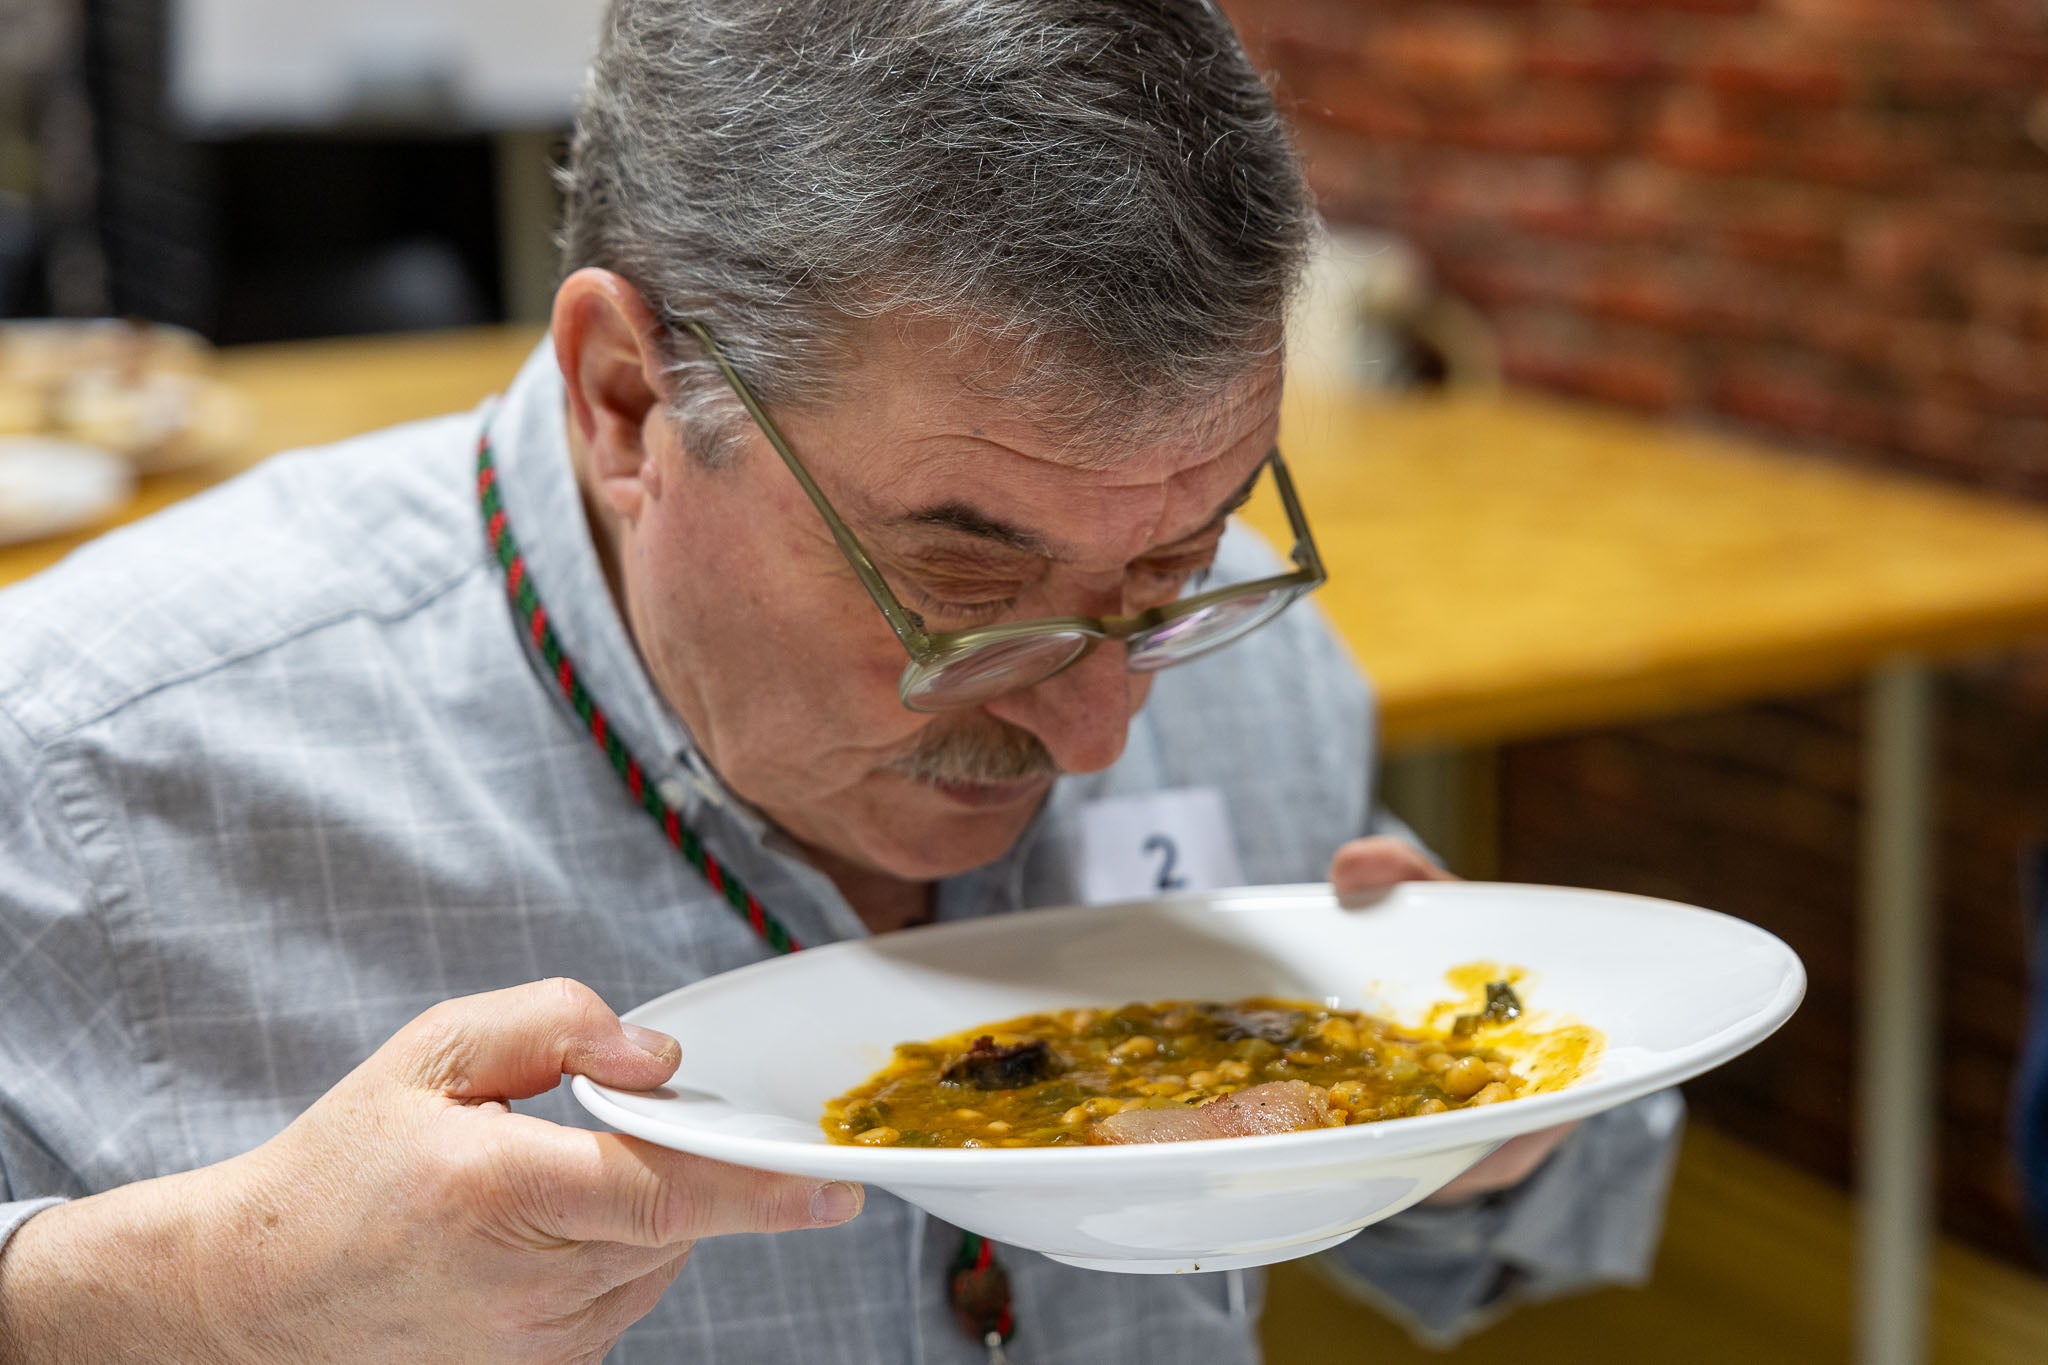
[1857,658,1938,1365]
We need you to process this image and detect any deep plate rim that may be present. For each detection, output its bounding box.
[574,881,1803,1180]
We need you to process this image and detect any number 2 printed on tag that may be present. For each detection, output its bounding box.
[1141,834,1187,892]
[1078,787,1244,905]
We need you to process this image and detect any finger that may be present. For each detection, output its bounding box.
[532,1128,865,1248]
[1329,836,1455,900]
[1425,1122,1578,1206]
[388,978,682,1101]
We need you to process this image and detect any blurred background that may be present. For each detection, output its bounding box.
[0,0,596,331]
[6,1,2048,1361]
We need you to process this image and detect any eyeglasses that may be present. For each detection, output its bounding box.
[682,320,1328,712]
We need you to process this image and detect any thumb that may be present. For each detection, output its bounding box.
[386,977,682,1101]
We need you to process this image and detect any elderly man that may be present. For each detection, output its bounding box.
[0,3,1679,1361]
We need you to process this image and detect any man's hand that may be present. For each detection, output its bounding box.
[0,979,862,1365]
[1328,835,1457,899]
[1326,836,1576,1207]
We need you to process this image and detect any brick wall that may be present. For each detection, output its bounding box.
[1217,0,2048,1263]
[1224,0,2048,487]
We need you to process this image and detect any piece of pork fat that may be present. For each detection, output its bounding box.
[1086,1080,1336,1145]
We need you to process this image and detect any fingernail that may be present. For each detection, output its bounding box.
[623,1022,678,1059]
[811,1182,863,1225]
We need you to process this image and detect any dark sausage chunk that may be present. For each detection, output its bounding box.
[1200,1005,1305,1046]
[941,1035,1057,1089]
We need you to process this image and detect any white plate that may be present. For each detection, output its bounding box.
[0,438,134,546]
[575,882,1803,1273]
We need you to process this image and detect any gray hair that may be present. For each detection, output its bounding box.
[561,0,1315,461]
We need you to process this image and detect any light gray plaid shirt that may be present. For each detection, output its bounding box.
[0,344,1680,1362]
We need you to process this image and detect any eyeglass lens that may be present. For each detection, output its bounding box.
[1123,590,1293,672]
[901,587,1301,710]
[901,631,1097,710]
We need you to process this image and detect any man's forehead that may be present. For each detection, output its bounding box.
[782,315,1284,554]
[838,312,1284,467]
[974,359,1282,472]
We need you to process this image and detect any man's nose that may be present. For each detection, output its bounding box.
[983,637,1141,776]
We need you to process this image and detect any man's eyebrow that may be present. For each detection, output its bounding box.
[888,449,1274,556]
[891,503,1051,556]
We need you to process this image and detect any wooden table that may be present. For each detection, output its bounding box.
[1240,386,2048,1365]
[1251,389,2048,750]
[15,326,2048,1365]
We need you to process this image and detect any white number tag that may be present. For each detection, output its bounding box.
[1077,787,1245,905]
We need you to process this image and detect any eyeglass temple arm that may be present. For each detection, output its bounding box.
[679,321,934,647]
[1267,450,1326,580]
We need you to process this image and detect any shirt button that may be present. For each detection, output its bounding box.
[656,778,692,809]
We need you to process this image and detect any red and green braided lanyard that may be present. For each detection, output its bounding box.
[476,429,1017,1359]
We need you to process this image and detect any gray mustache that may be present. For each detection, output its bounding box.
[890,720,1059,786]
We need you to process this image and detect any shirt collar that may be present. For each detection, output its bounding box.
[485,341,743,829]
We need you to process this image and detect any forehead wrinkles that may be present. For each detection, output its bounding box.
[889,313,1283,472]
[1128,437,1269,555]
[1007,364,1284,477]
[1048,385,1280,545]
[771,332,1281,561]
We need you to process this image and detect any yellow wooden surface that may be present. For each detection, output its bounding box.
[1244,388,2048,749]
[1262,1124,2048,1365]
[14,325,2048,757]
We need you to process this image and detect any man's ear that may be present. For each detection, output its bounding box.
[552,268,671,522]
